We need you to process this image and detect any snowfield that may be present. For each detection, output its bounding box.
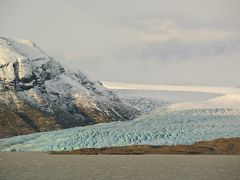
[170,94,240,110]
[103,81,240,94]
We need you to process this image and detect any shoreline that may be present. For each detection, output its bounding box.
[51,138,240,155]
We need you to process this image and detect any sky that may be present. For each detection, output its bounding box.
[0,0,240,86]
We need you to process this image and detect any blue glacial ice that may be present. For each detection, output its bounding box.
[0,108,240,151]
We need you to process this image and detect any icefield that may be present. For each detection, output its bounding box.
[1,106,240,151]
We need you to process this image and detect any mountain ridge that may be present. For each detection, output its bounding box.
[0,37,138,138]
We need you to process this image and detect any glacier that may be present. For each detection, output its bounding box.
[1,106,240,151]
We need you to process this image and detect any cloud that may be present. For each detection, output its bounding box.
[0,0,240,85]
[137,21,240,43]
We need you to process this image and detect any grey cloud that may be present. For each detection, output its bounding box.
[139,40,240,61]
[0,0,240,85]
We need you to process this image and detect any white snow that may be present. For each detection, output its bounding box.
[0,37,49,83]
[103,81,240,94]
[170,94,240,111]
[113,89,221,104]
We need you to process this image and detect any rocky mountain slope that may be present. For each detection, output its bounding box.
[0,37,138,138]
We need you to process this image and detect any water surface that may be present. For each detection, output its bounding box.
[0,152,239,180]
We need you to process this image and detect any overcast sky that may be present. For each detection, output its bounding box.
[1,0,240,86]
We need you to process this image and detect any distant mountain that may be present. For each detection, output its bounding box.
[0,37,138,138]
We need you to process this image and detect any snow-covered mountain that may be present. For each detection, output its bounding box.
[0,37,138,138]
